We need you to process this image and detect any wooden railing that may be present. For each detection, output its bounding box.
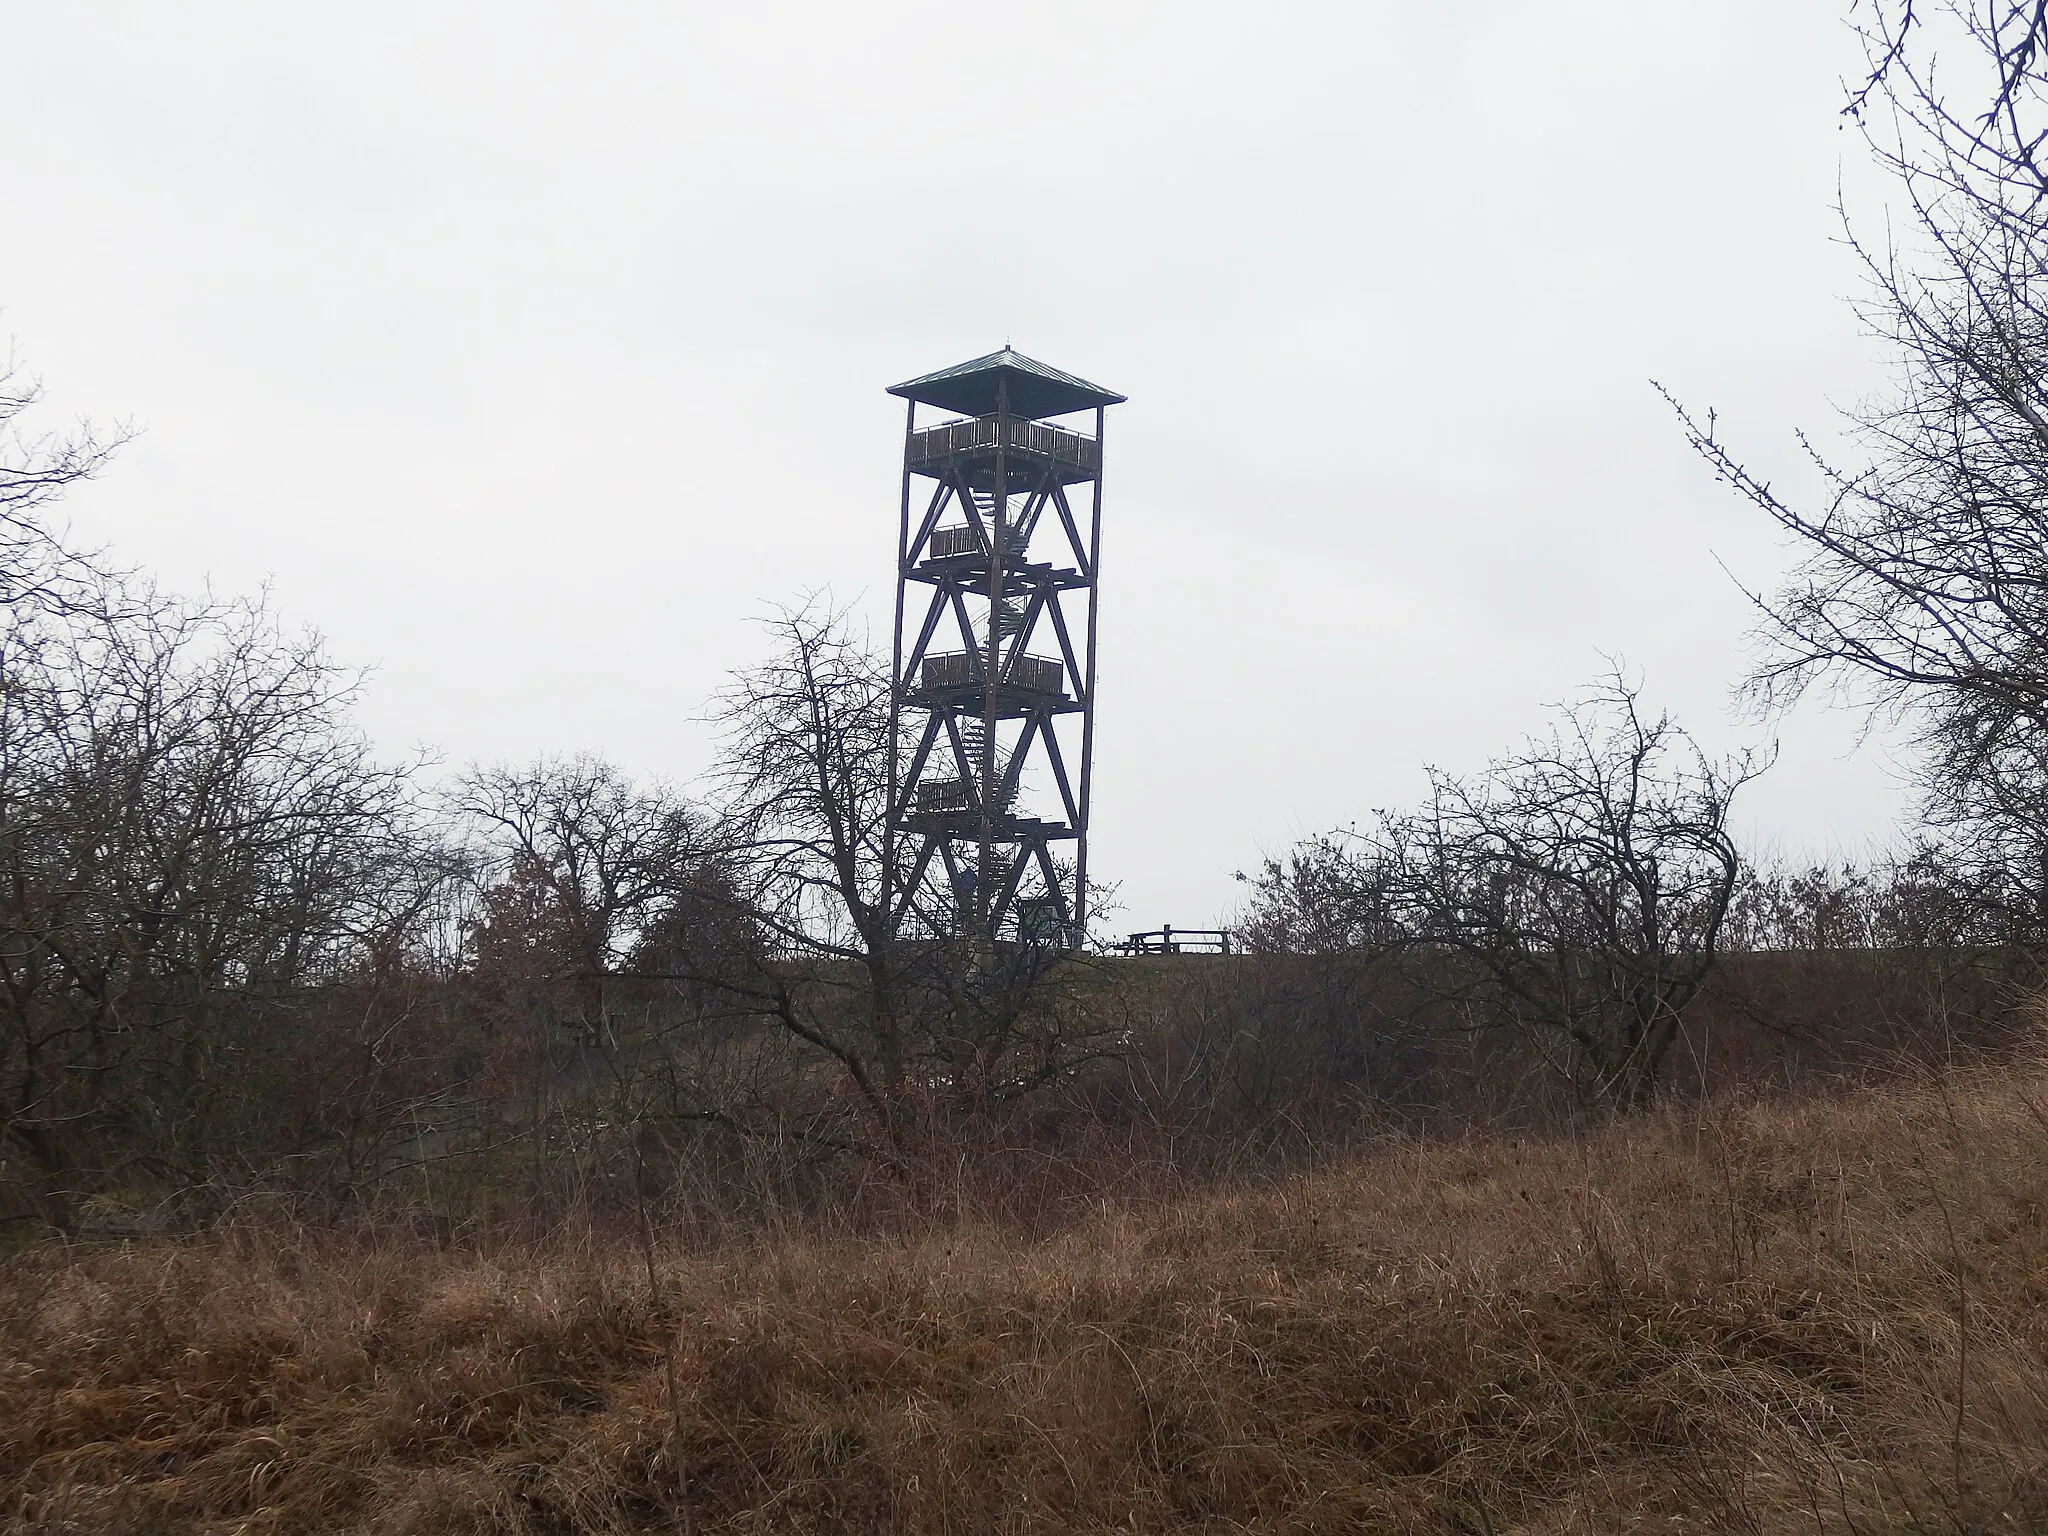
[920,652,978,689]
[915,779,970,812]
[1010,655,1065,695]
[907,415,1099,475]
[914,777,1016,813]
[920,653,1065,695]
[928,524,980,559]
[1117,927,1233,955]
[926,524,1031,562]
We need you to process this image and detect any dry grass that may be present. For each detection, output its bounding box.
[8,1059,2048,1533]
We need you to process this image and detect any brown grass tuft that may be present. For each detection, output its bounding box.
[8,1058,2048,1531]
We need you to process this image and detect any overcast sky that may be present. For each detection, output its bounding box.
[3,2,1914,932]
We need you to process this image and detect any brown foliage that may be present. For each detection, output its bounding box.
[8,1049,2048,1532]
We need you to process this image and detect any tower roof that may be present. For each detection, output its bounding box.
[887,348,1125,421]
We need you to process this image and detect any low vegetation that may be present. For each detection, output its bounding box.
[7,1048,2048,1533]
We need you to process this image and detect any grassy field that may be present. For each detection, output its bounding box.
[6,1051,2048,1533]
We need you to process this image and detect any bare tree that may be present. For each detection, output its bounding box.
[698,606,1113,1147]
[454,756,705,1045]
[0,343,485,1223]
[1846,2,2048,190]
[448,757,722,1206]
[703,608,909,1129]
[1244,677,1762,1108]
[0,590,440,1223]
[0,351,127,614]
[1238,835,1405,957]
[1668,1,2048,924]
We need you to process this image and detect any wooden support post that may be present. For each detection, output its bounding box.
[1073,404,1106,945]
[883,396,915,935]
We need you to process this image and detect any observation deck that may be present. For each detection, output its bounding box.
[907,651,1079,716]
[902,801,1076,841]
[911,524,1089,588]
[903,764,1073,842]
[905,414,1100,489]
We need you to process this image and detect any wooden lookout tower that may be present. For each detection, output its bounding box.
[884,349,1124,946]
